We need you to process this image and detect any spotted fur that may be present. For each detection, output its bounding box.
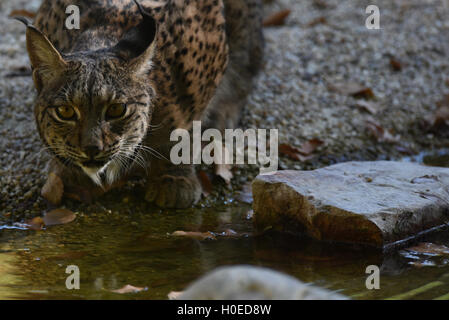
[25,0,263,208]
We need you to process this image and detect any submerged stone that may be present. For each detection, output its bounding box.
[180,265,347,300]
[252,161,449,247]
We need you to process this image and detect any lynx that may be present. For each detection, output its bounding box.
[18,0,263,208]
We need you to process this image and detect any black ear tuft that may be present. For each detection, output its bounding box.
[12,16,31,27]
[113,0,157,60]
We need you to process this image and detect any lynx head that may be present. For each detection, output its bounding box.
[21,3,157,185]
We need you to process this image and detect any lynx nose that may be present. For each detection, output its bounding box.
[84,145,102,160]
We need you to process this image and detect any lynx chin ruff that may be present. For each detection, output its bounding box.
[19,0,264,208]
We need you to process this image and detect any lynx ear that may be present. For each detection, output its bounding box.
[15,17,67,92]
[113,0,157,73]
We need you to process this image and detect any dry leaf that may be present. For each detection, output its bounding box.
[41,172,64,205]
[25,217,44,231]
[405,243,449,257]
[401,242,449,268]
[390,58,403,72]
[215,164,233,184]
[354,100,381,114]
[307,16,327,27]
[330,82,375,99]
[9,9,36,18]
[408,260,437,268]
[111,284,147,294]
[43,208,76,226]
[279,144,305,161]
[279,139,323,162]
[168,291,183,300]
[171,231,217,241]
[297,138,324,155]
[365,120,400,143]
[263,9,291,27]
[279,144,314,162]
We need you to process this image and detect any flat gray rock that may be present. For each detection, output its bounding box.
[179,265,347,300]
[252,161,449,247]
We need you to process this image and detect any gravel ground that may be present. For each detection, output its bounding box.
[1,0,449,223]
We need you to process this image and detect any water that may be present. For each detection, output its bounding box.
[1,153,449,299]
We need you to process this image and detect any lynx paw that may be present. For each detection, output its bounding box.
[145,173,202,208]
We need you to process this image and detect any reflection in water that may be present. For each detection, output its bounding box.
[0,250,24,299]
[0,202,448,300]
[404,149,449,168]
[3,149,449,300]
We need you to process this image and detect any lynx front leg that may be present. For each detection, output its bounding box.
[145,161,202,209]
[42,159,108,205]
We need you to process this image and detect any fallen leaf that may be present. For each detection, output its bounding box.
[297,138,324,155]
[41,172,64,205]
[24,217,44,231]
[408,260,437,268]
[171,231,217,241]
[111,285,147,294]
[365,120,400,143]
[307,16,327,27]
[279,144,314,162]
[215,164,233,185]
[263,9,291,27]
[354,100,381,114]
[390,58,403,72]
[197,170,213,197]
[168,291,183,300]
[9,9,36,18]
[405,243,449,257]
[330,82,375,99]
[43,208,76,226]
[400,243,449,268]
[279,139,324,162]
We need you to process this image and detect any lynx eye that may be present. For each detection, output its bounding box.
[55,105,76,121]
[106,103,127,119]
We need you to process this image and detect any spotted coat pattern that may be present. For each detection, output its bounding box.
[29,0,263,208]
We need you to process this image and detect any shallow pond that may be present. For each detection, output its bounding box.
[1,152,449,300]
